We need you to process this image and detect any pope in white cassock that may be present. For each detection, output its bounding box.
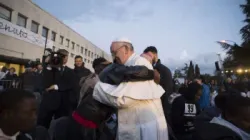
[93,38,168,140]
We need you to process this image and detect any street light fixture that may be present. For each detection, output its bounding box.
[217,40,240,48]
[219,40,237,44]
[237,69,243,74]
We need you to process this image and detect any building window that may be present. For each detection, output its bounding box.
[71,53,75,58]
[72,42,75,50]
[88,51,90,57]
[88,60,90,63]
[66,39,70,47]
[52,46,55,51]
[51,31,56,41]
[42,27,48,38]
[0,5,11,21]
[85,49,87,55]
[60,36,64,45]
[17,14,27,28]
[81,47,84,54]
[84,58,87,62]
[31,21,39,33]
[91,52,93,58]
[77,44,80,52]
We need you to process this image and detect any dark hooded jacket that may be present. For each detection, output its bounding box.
[193,122,242,140]
[74,65,91,79]
[75,64,155,126]
[154,59,173,119]
[171,82,201,137]
[55,64,156,140]
[74,65,91,102]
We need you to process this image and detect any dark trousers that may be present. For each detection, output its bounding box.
[54,117,115,140]
[17,126,50,140]
[37,90,72,129]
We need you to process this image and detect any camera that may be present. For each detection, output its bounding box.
[26,59,40,69]
[43,48,65,68]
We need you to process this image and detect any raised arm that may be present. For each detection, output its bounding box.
[115,65,154,82]
[100,64,159,85]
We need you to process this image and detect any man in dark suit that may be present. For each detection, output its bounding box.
[74,55,91,79]
[37,49,77,129]
[74,55,91,103]
[144,46,174,119]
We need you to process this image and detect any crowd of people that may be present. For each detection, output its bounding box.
[0,38,249,140]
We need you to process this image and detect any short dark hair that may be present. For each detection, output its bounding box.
[1,66,7,72]
[215,93,250,118]
[75,55,83,60]
[144,46,158,54]
[92,57,108,69]
[195,76,205,83]
[0,89,35,114]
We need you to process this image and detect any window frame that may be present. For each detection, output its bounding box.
[42,26,49,38]
[17,13,27,28]
[72,42,75,50]
[81,47,84,54]
[0,4,12,21]
[51,31,56,41]
[31,20,39,33]
[60,36,64,45]
[76,44,80,52]
[66,39,70,47]
[85,49,88,55]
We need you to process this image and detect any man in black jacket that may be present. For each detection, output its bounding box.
[74,55,91,79]
[37,49,77,129]
[74,55,91,103]
[171,82,202,140]
[144,46,174,119]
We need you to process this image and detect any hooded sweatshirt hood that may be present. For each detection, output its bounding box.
[211,117,250,140]
[184,82,201,101]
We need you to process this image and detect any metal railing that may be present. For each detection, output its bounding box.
[0,79,22,91]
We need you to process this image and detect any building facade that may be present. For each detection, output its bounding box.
[0,0,111,73]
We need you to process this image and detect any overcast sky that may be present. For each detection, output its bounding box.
[33,0,245,74]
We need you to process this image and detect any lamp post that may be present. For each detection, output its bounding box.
[216,39,239,70]
[42,31,49,65]
[216,53,223,71]
[216,40,237,86]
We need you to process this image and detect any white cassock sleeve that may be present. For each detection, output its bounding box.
[93,82,138,108]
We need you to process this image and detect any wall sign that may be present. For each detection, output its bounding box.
[0,18,53,48]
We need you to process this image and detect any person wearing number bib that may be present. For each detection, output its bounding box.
[170,82,202,140]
